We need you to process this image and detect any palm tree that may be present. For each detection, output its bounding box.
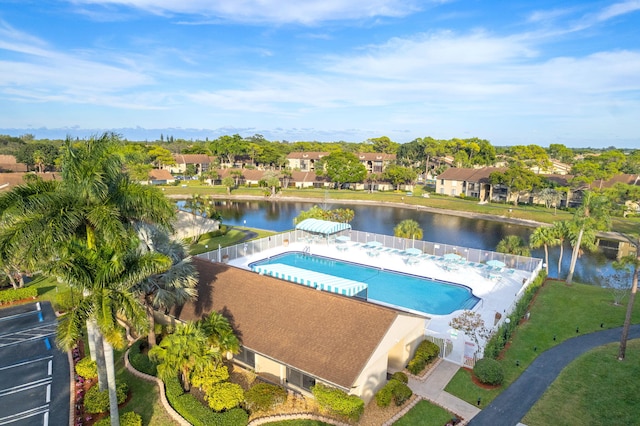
[53,239,171,425]
[394,219,423,248]
[149,322,213,392]
[529,226,559,275]
[551,221,570,279]
[618,247,640,360]
[134,223,198,347]
[0,134,176,426]
[496,235,531,256]
[566,191,611,285]
[200,311,241,363]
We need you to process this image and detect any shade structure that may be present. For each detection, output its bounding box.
[487,260,506,268]
[404,248,422,256]
[336,236,351,243]
[443,253,462,261]
[295,218,352,235]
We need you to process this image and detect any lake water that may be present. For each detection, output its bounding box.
[200,199,620,286]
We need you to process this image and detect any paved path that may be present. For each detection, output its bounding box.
[409,360,481,422]
[469,325,640,426]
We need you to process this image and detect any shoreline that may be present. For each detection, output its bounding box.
[167,193,629,242]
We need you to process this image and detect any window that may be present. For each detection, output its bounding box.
[287,367,316,391]
[451,189,456,196]
[236,347,255,368]
[452,181,457,187]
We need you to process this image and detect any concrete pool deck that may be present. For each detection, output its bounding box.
[229,239,538,353]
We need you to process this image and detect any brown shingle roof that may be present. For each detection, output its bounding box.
[356,153,396,161]
[148,169,175,181]
[173,154,213,164]
[0,172,60,191]
[591,174,640,189]
[175,258,403,389]
[286,152,329,160]
[437,167,506,182]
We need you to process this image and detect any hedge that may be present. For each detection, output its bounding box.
[484,270,547,359]
[164,376,248,426]
[406,340,440,375]
[128,340,157,376]
[0,287,37,305]
[84,382,129,413]
[244,383,287,412]
[311,383,364,422]
[374,379,413,408]
[75,357,98,379]
[94,411,142,426]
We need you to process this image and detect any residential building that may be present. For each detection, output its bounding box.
[435,167,506,201]
[172,259,427,403]
[145,169,175,185]
[165,154,216,175]
[286,152,329,172]
[356,153,396,174]
[0,155,28,172]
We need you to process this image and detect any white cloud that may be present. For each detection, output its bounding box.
[67,0,421,24]
[596,0,640,22]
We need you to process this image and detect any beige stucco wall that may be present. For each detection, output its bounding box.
[350,314,427,403]
[255,355,284,382]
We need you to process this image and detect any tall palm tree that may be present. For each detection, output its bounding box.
[394,219,423,248]
[529,226,559,275]
[566,191,611,285]
[200,311,241,363]
[135,223,198,347]
[551,221,570,279]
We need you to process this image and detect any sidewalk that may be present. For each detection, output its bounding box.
[408,360,481,422]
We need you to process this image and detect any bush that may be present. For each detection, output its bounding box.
[94,411,142,426]
[406,340,440,375]
[0,287,37,305]
[473,358,504,386]
[391,371,408,384]
[84,382,129,413]
[75,357,98,379]
[312,383,364,422]
[375,379,413,408]
[244,383,287,412]
[205,382,244,411]
[164,376,249,426]
[128,340,157,376]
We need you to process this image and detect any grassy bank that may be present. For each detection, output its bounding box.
[445,279,640,408]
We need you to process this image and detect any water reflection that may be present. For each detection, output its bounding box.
[197,199,618,286]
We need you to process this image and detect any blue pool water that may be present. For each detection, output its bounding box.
[250,252,479,315]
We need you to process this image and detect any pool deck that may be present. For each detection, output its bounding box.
[229,240,536,344]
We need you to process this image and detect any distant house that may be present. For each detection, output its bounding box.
[146,169,175,185]
[530,159,572,175]
[0,172,59,192]
[356,153,396,174]
[0,155,28,172]
[286,152,329,172]
[435,167,506,201]
[165,154,215,176]
[172,259,427,403]
[289,171,319,188]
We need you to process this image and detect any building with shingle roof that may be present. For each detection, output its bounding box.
[172,258,427,402]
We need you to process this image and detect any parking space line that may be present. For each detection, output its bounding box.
[46,384,50,403]
[0,311,39,323]
[0,355,53,372]
[0,378,52,397]
[0,405,48,425]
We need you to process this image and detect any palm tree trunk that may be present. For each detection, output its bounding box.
[543,244,549,275]
[618,252,639,360]
[103,340,121,426]
[557,242,564,279]
[146,303,157,347]
[86,319,97,361]
[566,226,584,285]
[93,327,108,391]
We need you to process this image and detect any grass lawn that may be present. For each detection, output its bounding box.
[445,279,640,408]
[523,339,640,425]
[189,226,277,255]
[393,400,457,426]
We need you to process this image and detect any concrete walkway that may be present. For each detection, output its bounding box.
[409,360,481,422]
[469,325,640,426]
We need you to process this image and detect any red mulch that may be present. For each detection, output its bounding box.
[463,368,502,390]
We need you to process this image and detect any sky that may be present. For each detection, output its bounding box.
[0,1,639,148]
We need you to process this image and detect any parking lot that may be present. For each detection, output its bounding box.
[0,302,69,426]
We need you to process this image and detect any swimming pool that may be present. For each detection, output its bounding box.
[250,252,479,315]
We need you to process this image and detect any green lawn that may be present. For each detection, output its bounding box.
[393,400,457,426]
[189,226,277,255]
[523,339,640,425]
[445,279,640,408]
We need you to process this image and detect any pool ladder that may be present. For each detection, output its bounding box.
[303,246,311,254]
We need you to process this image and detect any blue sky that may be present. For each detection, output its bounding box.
[0,0,639,147]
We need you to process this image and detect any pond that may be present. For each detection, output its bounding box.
[185,199,621,286]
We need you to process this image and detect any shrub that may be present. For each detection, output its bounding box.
[406,340,440,375]
[128,340,157,376]
[244,383,287,412]
[94,411,142,426]
[205,382,244,411]
[312,383,364,422]
[164,376,249,426]
[0,287,37,305]
[75,357,98,379]
[84,382,129,413]
[191,365,230,393]
[391,371,408,384]
[374,385,393,408]
[473,358,504,386]
[375,379,413,408]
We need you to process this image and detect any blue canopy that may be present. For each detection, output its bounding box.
[295,218,352,235]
